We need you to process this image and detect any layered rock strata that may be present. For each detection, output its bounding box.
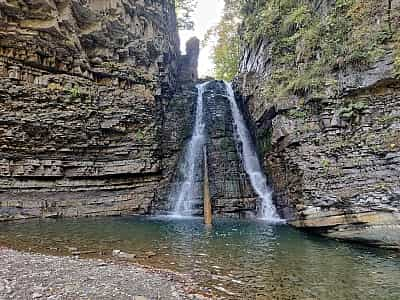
[0,0,180,220]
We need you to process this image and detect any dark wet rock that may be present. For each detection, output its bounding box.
[203,81,257,216]
[158,81,260,216]
[144,251,157,258]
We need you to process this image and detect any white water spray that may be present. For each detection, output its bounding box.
[225,82,283,223]
[171,82,209,216]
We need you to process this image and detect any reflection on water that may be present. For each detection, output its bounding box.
[0,216,399,299]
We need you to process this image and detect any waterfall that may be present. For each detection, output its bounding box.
[170,82,209,216]
[225,82,283,223]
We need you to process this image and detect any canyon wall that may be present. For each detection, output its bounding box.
[235,0,400,248]
[0,1,255,220]
[0,0,181,220]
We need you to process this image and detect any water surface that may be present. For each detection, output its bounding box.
[0,216,399,299]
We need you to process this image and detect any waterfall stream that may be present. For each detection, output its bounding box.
[170,81,282,222]
[225,82,283,223]
[170,82,208,216]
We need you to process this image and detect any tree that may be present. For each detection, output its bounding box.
[175,0,197,30]
[204,0,241,80]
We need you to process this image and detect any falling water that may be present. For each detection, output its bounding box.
[225,82,283,223]
[171,82,209,216]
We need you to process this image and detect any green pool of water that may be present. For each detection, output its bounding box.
[0,216,399,299]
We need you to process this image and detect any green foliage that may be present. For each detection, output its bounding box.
[203,0,241,80]
[321,158,331,172]
[47,83,62,91]
[287,109,307,119]
[377,115,400,125]
[239,0,397,99]
[135,129,145,141]
[68,86,80,99]
[395,55,400,78]
[281,5,312,35]
[338,101,367,121]
[102,61,119,70]
[207,0,397,93]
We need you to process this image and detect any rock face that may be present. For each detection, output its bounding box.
[178,37,200,83]
[235,0,400,249]
[156,81,258,217]
[203,81,257,217]
[0,0,182,220]
[154,82,199,212]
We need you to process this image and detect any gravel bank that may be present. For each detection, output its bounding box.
[0,248,201,300]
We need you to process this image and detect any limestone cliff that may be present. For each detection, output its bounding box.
[0,0,182,220]
[235,0,400,249]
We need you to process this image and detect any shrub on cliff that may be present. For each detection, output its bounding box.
[239,0,398,99]
[210,0,399,96]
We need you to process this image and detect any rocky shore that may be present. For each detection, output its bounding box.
[0,247,203,300]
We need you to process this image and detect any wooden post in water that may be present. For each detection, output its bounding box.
[203,146,212,225]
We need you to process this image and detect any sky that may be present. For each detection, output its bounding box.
[179,0,225,78]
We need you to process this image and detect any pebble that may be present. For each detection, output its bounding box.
[213,286,237,296]
[0,248,201,300]
[112,250,137,260]
[144,251,156,258]
[32,292,42,298]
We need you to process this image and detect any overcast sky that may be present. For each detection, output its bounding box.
[179,0,225,78]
